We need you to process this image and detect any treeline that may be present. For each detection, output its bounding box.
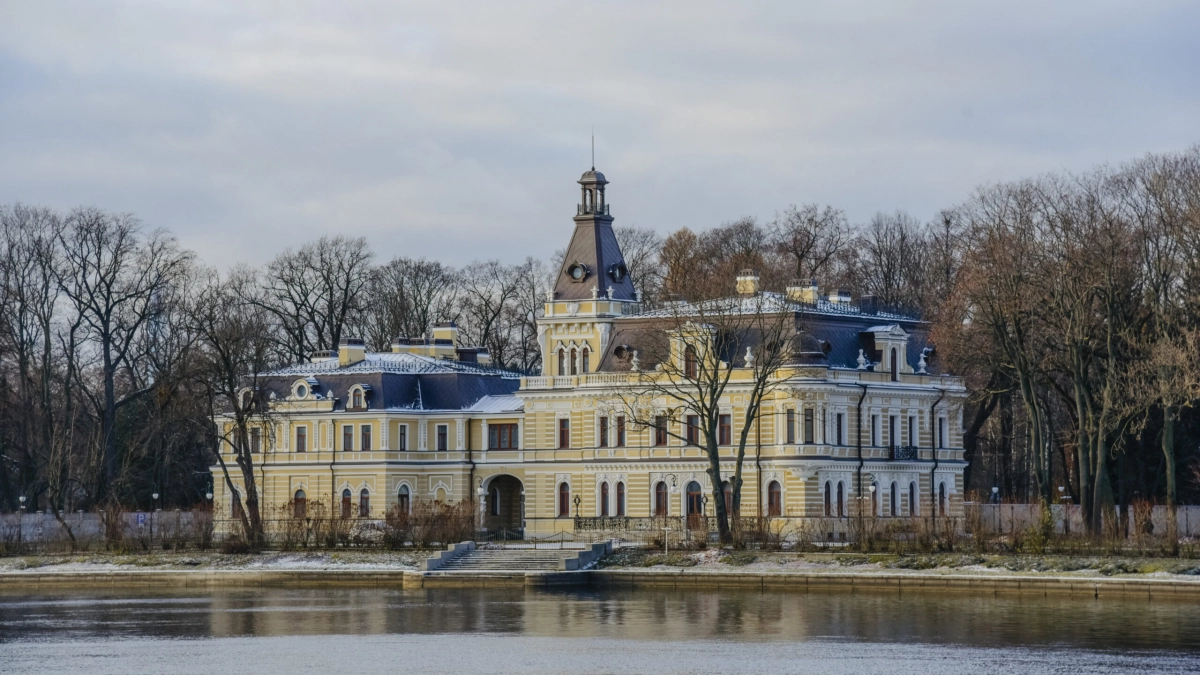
[2,146,1199,529]
[0,210,559,519]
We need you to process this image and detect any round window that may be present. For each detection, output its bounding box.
[295,384,308,399]
[567,262,588,281]
[609,263,627,282]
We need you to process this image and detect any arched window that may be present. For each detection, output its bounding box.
[398,485,411,514]
[938,482,946,516]
[557,349,566,376]
[293,489,306,519]
[824,481,832,517]
[491,486,501,516]
[654,481,668,516]
[359,488,370,517]
[581,347,590,373]
[341,488,352,519]
[353,389,363,408]
[570,348,578,376]
[890,347,898,381]
[684,345,698,379]
[890,482,898,517]
[616,482,626,517]
[908,482,917,516]
[435,487,447,502]
[836,482,844,518]
[767,480,782,517]
[600,482,610,517]
[721,480,732,517]
[686,481,703,516]
[558,482,571,517]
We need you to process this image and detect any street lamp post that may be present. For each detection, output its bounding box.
[477,486,487,536]
[151,492,159,541]
[662,526,672,555]
[18,495,25,548]
[992,487,1000,533]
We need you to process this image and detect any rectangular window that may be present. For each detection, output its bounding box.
[616,416,626,447]
[489,423,519,449]
[599,416,609,448]
[343,425,353,451]
[871,415,879,446]
[685,415,699,445]
[836,413,844,445]
[889,415,897,449]
[295,426,307,453]
[250,427,261,453]
[803,409,814,444]
[654,415,668,446]
[786,409,795,444]
[908,416,916,447]
[361,425,372,452]
[939,418,947,449]
[437,424,448,451]
[719,414,731,445]
[398,424,407,451]
[558,418,570,449]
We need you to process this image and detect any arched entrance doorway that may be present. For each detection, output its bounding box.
[484,475,523,536]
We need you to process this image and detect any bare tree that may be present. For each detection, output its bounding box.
[509,256,550,373]
[768,204,851,284]
[56,208,192,501]
[193,267,277,547]
[360,257,460,349]
[459,260,521,367]
[256,236,373,361]
[604,276,796,544]
[615,226,664,305]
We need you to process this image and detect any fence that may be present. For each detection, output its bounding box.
[4,503,1199,555]
[964,503,1200,538]
[0,510,213,554]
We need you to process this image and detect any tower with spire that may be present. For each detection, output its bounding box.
[539,167,640,376]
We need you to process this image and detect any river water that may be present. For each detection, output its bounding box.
[0,586,1197,674]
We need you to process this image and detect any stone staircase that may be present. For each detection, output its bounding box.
[438,547,573,572]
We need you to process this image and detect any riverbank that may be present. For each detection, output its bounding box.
[3,550,1200,597]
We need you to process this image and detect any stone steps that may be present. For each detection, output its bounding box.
[438,549,573,572]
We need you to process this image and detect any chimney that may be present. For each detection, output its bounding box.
[431,321,459,347]
[786,279,820,304]
[338,338,366,367]
[736,269,760,296]
[310,349,337,364]
[828,288,852,304]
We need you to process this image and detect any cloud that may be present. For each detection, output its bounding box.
[1,0,1197,268]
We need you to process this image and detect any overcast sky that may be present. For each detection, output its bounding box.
[1,1,1197,268]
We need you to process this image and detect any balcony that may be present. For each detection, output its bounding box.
[890,445,919,461]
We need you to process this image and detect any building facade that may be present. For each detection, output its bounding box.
[211,168,968,539]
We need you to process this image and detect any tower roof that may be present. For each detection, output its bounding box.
[553,167,637,302]
[579,169,607,184]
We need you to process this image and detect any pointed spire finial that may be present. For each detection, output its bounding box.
[591,129,595,170]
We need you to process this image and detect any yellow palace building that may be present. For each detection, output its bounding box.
[212,168,968,539]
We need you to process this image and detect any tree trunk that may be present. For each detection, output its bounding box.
[705,438,731,545]
[1163,405,1178,554]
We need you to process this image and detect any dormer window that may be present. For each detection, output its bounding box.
[347,384,372,411]
[291,380,312,400]
[566,262,589,282]
[683,344,698,379]
[237,387,256,412]
[608,263,627,282]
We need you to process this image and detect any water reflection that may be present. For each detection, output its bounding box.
[0,587,1197,650]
